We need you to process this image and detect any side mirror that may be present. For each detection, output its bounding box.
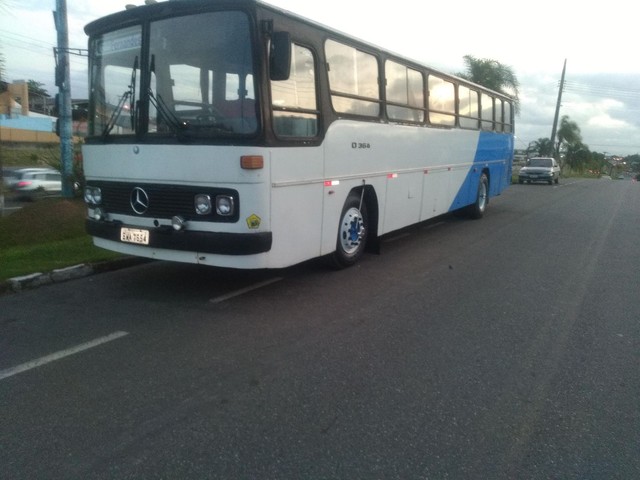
[270,32,291,81]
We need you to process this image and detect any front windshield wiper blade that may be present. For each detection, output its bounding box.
[102,56,138,138]
[148,54,189,137]
[148,88,188,134]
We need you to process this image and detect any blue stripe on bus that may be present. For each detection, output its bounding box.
[448,131,514,212]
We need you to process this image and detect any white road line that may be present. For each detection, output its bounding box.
[209,277,283,304]
[0,331,129,381]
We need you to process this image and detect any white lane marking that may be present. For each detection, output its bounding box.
[0,331,129,381]
[209,277,283,304]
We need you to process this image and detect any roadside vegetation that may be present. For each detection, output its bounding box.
[0,145,119,283]
[0,198,122,282]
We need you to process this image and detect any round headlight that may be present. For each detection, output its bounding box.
[84,186,102,205]
[194,194,212,215]
[216,195,234,216]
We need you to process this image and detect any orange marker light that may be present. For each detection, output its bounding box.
[241,155,264,169]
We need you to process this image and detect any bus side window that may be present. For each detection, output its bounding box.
[385,60,425,123]
[481,92,494,131]
[271,43,318,137]
[458,85,479,129]
[325,39,380,117]
[504,101,513,133]
[428,75,455,126]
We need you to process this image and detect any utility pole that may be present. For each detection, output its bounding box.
[550,59,567,160]
[53,0,74,198]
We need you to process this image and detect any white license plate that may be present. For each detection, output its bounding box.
[120,227,149,245]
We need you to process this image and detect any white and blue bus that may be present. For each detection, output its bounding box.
[83,0,514,269]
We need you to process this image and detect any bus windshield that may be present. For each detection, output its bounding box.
[89,10,257,139]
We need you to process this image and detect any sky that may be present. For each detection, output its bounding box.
[1,0,640,156]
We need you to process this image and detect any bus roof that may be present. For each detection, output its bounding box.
[84,0,512,101]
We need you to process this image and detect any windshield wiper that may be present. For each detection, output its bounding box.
[147,54,189,136]
[148,87,187,134]
[102,56,138,137]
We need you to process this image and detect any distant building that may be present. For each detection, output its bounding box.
[1,80,58,143]
[0,80,86,142]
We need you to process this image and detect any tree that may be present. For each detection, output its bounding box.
[27,80,49,97]
[27,80,51,114]
[458,55,520,113]
[527,138,554,157]
[564,142,590,173]
[556,115,583,171]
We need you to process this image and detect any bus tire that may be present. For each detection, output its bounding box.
[468,173,489,219]
[331,193,368,268]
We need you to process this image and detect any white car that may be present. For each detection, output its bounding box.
[518,157,560,185]
[5,168,62,200]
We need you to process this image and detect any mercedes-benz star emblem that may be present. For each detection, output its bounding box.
[130,187,150,215]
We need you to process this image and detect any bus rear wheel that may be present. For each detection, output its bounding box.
[331,193,368,268]
[468,173,489,219]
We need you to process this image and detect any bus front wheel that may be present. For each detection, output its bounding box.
[331,193,369,268]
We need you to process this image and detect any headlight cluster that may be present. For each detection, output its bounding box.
[84,186,102,205]
[84,186,106,221]
[194,194,235,217]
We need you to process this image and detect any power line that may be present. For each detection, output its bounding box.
[563,80,640,102]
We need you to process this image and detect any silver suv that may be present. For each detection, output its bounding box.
[5,168,62,200]
[518,157,560,185]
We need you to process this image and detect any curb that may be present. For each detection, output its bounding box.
[0,257,148,295]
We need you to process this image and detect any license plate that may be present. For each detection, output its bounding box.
[120,227,149,245]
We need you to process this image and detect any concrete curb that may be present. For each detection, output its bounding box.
[0,257,148,295]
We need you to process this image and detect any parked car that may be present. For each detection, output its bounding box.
[5,168,62,200]
[518,157,560,185]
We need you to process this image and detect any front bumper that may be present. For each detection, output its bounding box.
[86,219,272,256]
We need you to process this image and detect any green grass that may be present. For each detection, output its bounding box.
[0,198,122,282]
[0,143,61,168]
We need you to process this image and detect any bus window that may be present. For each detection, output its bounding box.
[89,25,142,136]
[226,74,255,101]
[271,43,318,137]
[326,39,380,117]
[458,85,479,129]
[495,99,504,132]
[481,93,494,131]
[385,60,425,123]
[147,11,257,136]
[428,75,455,126]
[504,101,513,133]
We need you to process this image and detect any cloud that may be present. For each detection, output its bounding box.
[3,0,640,154]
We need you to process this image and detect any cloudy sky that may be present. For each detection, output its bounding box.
[2,0,639,155]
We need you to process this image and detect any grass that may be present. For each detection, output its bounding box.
[0,143,61,168]
[0,198,122,282]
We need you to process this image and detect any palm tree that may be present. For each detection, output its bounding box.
[458,55,520,114]
[527,138,555,157]
[556,115,583,170]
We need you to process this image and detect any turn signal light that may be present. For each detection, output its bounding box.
[241,155,264,169]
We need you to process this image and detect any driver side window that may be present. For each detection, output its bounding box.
[271,43,318,138]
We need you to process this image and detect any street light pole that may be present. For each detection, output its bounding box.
[54,0,74,198]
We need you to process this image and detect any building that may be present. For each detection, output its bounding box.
[0,80,59,143]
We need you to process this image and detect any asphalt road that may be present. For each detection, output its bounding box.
[1,178,639,479]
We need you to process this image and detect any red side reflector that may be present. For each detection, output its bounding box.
[387,173,398,179]
[241,155,264,169]
[17,181,32,187]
